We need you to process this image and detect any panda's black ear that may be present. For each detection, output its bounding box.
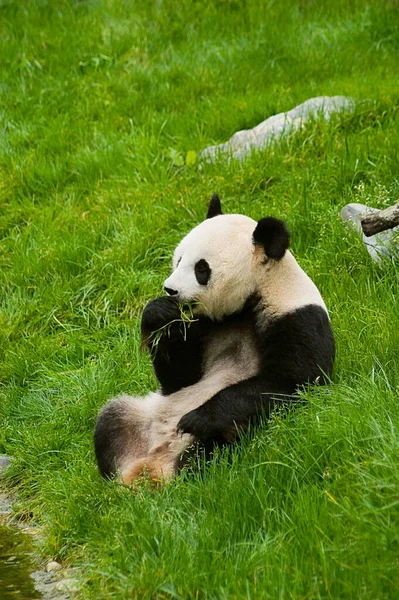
[253,217,290,260]
[206,193,223,219]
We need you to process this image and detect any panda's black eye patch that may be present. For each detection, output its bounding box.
[195,259,211,285]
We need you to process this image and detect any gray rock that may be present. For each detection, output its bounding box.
[201,96,354,161]
[340,202,398,262]
[46,560,62,573]
[31,581,69,600]
[0,455,11,474]
[0,492,13,516]
[31,568,75,600]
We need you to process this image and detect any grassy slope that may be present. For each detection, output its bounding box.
[0,0,399,597]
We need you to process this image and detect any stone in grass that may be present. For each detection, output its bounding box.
[31,567,80,599]
[201,95,354,161]
[46,561,62,573]
[0,455,11,475]
[340,203,398,262]
[0,493,13,516]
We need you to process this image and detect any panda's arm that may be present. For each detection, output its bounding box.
[177,306,335,439]
[141,297,206,395]
[176,376,294,439]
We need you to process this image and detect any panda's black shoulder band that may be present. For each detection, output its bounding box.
[253,217,290,260]
[206,194,223,219]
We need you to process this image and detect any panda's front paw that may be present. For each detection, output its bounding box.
[141,296,181,343]
[177,408,223,439]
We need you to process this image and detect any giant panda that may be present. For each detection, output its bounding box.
[94,195,335,484]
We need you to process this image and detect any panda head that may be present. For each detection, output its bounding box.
[163,195,293,320]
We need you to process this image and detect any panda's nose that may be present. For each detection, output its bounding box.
[164,286,178,296]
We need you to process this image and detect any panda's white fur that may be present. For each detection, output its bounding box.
[165,214,258,321]
[94,200,334,484]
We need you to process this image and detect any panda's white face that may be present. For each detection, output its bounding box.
[163,214,258,320]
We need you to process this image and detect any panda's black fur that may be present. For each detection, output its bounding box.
[176,303,334,440]
[94,197,335,483]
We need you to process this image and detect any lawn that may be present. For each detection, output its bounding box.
[1,0,399,598]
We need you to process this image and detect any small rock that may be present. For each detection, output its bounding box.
[46,560,62,573]
[0,455,11,474]
[0,493,13,516]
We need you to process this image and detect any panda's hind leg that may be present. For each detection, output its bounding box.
[94,393,160,479]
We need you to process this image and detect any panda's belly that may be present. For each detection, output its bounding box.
[155,320,260,427]
[203,319,260,383]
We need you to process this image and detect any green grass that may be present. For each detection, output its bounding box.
[1,0,399,598]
